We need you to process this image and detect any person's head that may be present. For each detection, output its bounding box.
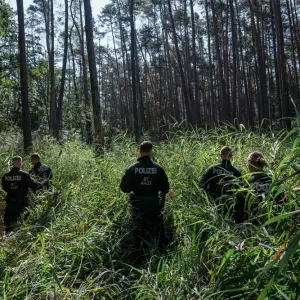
[30,153,41,165]
[220,146,233,161]
[12,156,23,168]
[247,151,268,172]
[139,141,153,157]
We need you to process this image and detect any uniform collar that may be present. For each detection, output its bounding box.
[249,172,268,181]
[138,156,151,161]
[11,167,20,171]
[34,162,42,168]
[221,159,231,166]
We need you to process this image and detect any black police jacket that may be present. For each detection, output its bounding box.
[120,156,170,200]
[2,167,41,208]
[248,173,284,202]
[200,160,242,197]
[248,173,271,194]
[234,172,283,223]
[29,162,53,181]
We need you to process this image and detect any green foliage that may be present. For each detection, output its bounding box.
[0,127,299,299]
[0,1,13,37]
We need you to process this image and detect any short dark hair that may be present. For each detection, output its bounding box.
[12,156,22,163]
[30,153,41,160]
[140,141,153,153]
[248,151,268,168]
[220,146,232,156]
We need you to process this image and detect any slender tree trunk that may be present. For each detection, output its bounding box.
[54,0,68,139]
[50,0,56,133]
[291,0,300,93]
[248,0,268,124]
[230,0,237,122]
[41,0,51,129]
[205,0,215,123]
[69,28,80,120]
[273,0,291,129]
[83,0,104,148]
[190,0,201,124]
[110,15,125,130]
[286,0,300,102]
[17,0,32,151]
[270,0,281,120]
[167,0,193,123]
[130,0,139,142]
[135,33,146,131]
[211,0,230,122]
[79,0,92,144]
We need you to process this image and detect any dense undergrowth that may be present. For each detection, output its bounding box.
[0,125,299,299]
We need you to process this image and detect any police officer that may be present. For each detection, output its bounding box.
[248,151,286,202]
[200,146,242,198]
[1,156,42,234]
[247,152,270,190]
[120,141,170,247]
[29,153,53,189]
[233,152,285,223]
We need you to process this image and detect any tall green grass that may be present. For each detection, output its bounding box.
[0,126,299,299]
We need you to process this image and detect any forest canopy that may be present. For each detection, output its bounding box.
[0,0,299,148]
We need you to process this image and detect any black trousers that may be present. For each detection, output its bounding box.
[130,196,169,248]
[4,205,24,233]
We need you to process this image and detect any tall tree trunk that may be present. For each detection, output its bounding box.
[167,0,193,124]
[290,0,300,91]
[70,0,93,144]
[211,0,230,122]
[190,0,201,124]
[17,0,32,151]
[110,15,125,130]
[83,0,104,148]
[40,0,51,129]
[286,0,300,103]
[50,0,56,133]
[270,0,281,120]
[135,33,146,131]
[273,0,291,129]
[69,27,80,125]
[205,0,215,123]
[79,0,92,144]
[116,0,131,129]
[54,0,69,139]
[230,0,237,122]
[130,0,139,142]
[248,0,268,124]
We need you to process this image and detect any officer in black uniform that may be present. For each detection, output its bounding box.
[200,146,242,198]
[29,153,53,189]
[2,156,43,233]
[233,152,285,223]
[120,141,170,247]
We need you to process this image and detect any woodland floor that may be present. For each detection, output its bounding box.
[0,131,299,299]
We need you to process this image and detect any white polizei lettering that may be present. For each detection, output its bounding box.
[254,183,270,193]
[39,165,49,172]
[5,176,22,181]
[212,167,233,176]
[141,177,152,186]
[135,167,158,175]
[10,183,19,190]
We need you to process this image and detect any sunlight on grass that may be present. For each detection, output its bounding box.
[0,125,299,299]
